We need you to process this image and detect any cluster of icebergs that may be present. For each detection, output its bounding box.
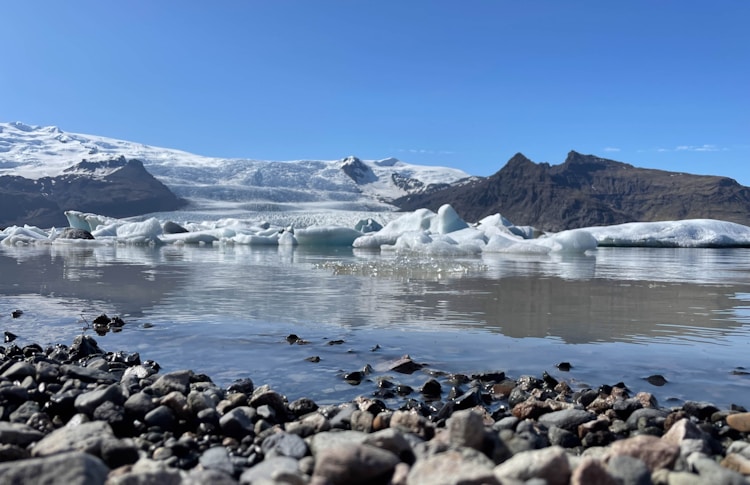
[2,205,750,254]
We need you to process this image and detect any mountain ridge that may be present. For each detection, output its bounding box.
[395,150,750,231]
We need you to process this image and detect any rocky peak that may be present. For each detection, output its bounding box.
[340,156,376,184]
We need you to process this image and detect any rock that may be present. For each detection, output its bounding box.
[408,447,498,485]
[606,434,679,471]
[605,455,652,485]
[689,454,747,484]
[446,409,485,450]
[31,420,114,458]
[249,385,287,419]
[538,408,596,432]
[389,355,424,374]
[261,431,309,459]
[199,446,234,476]
[362,428,414,463]
[0,422,45,448]
[100,437,140,469]
[1,361,36,380]
[308,430,368,455]
[571,457,618,485]
[184,469,237,485]
[107,457,183,485]
[548,425,581,448]
[150,370,192,397]
[493,445,570,485]
[312,443,400,485]
[144,405,177,430]
[727,412,750,433]
[721,453,750,475]
[624,407,669,430]
[239,456,300,484]
[219,406,256,439]
[0,451,109,485]
[163,221,189,234]
[74,383,126,416]
[661,418,706,446]
[390,410,433,439]
[68,335,105,360]
[125,391,158,419]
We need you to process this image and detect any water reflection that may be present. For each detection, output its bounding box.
[2,244,750,406]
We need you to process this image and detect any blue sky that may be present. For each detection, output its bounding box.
[2,1,748,183]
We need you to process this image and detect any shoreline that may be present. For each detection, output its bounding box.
[1,336,750,484]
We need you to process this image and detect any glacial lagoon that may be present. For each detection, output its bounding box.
[2,243,749,409]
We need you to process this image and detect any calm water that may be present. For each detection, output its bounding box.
[1,244,749,408]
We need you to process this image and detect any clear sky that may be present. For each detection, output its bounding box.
[2,1,748,184]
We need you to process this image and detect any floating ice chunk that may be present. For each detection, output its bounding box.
[484,232,552,254]
[114,218,163,243]
[65,210,117,232]
[584,219,750,247]
[278,231,297,246]
[1,225,51,246]
[161,230,221,244]
[534,230,598,253]
[294,226,363,246]
[436,204,469,234]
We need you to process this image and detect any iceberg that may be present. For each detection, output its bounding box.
[2,206,750,252]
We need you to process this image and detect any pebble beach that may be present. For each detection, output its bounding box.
[2,334,750,485]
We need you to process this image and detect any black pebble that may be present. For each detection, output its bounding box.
[4,331,17,343]
[11,310,23,318]
[644,374,668,386]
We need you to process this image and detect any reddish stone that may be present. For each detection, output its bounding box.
[607,435,679,471]
[727,412,750,433]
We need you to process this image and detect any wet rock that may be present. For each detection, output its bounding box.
[4,331,17,343]
[607,434,679,472]
[150,369,192,397]
[312,443,400,485]
[227,377,254,395]
[68,335,104,360]
[493,445,571,485]
[644,374,668,386]
[556,362,573,371]
[74,383,126,416]
[389,355,424,374]
[11,310,23,319]
[0,451,109,485]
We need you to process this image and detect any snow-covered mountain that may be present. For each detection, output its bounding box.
[0,121,472,213]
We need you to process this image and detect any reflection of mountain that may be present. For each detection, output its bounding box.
[397,275,746,344]
[0,246,189,319]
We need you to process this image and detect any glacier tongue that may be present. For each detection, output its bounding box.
[0,121,470,212]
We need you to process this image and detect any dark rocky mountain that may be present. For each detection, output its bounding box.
[0,157,186,228]
[394,151,750,231]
